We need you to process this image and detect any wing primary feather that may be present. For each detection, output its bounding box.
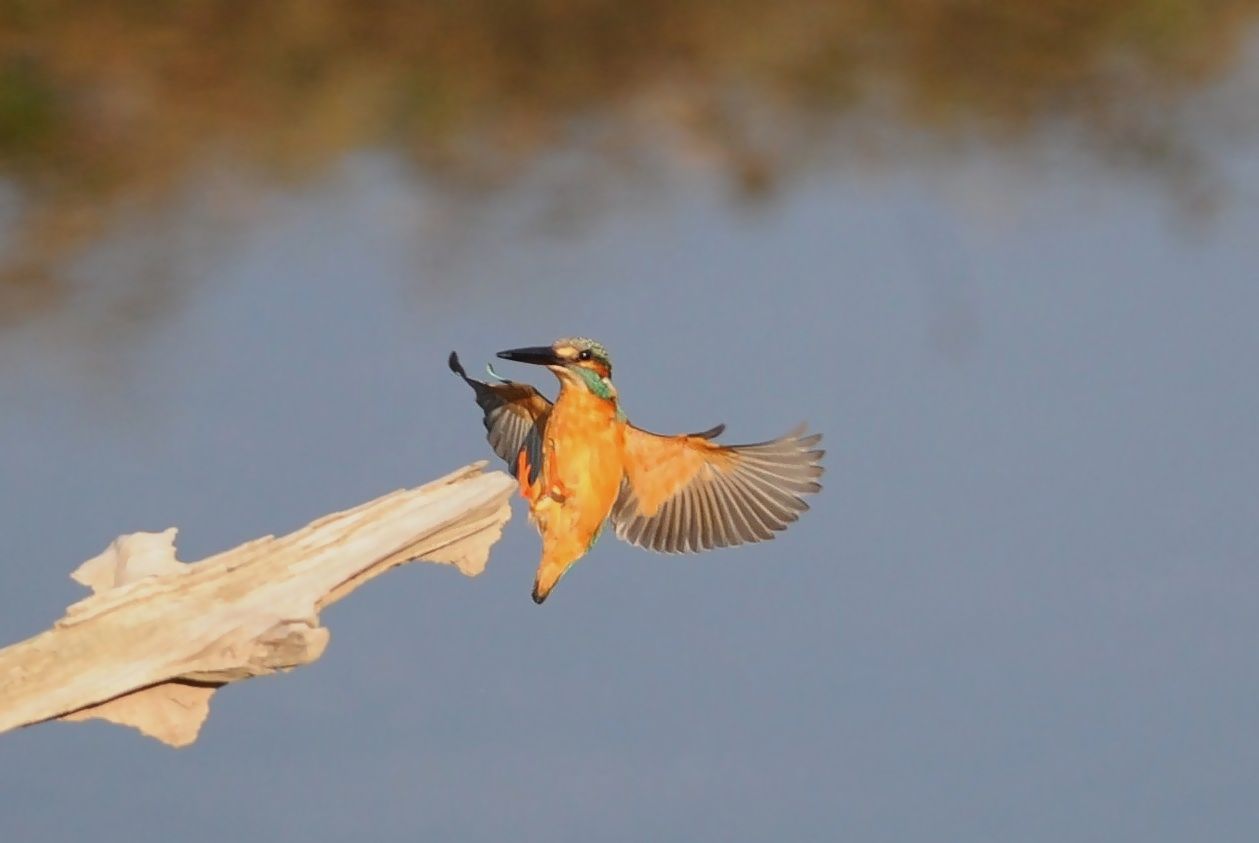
[736,472,798,524]
[672,494,689,553]
[701,472,728,548]
[679,483,698,553]
[659,498,677,553]
[640,509,664,550]
[711,467,746,547]
[724,472,776,540]
[658,502,678,551]
[611,423,824,553]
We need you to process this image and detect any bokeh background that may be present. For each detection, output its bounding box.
[2,2,1258,840]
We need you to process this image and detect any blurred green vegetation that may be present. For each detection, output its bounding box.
[1,0,1257,321]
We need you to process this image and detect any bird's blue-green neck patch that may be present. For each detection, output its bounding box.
[572,365,617,401]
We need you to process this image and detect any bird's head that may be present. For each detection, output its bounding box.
[497,337,616,399]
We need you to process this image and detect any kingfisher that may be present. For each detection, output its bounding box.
[449,337,824,603]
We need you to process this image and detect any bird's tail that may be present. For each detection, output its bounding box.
[530,527,592,604]
[531,554,570,604]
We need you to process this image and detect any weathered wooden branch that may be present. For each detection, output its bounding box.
[0,462,516,748]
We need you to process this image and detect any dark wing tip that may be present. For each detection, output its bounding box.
[448,351,468,378]
[690,423,727,440]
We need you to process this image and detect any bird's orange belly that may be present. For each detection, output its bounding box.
[533,410,624,540]
[541,436,622,515]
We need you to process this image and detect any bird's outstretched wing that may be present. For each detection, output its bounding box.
[449,351,551,484]
[610,423,824,554]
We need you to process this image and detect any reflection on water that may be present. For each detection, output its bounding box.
[1,0,1258,325]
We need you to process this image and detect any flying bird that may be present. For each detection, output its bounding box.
[449,337,823,603]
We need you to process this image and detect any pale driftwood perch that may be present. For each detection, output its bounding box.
[0,462,516,748]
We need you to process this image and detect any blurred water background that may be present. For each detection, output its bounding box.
[2,3,1257,840]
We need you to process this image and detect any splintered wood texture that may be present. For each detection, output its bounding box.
[0,463,515,747]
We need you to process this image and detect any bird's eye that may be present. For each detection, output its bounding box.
[578,349,592,361]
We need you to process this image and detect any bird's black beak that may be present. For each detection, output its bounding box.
[497,346,563,367]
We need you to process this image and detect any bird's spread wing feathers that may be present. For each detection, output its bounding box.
[611,423,824,554]
[449,351,551,483]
